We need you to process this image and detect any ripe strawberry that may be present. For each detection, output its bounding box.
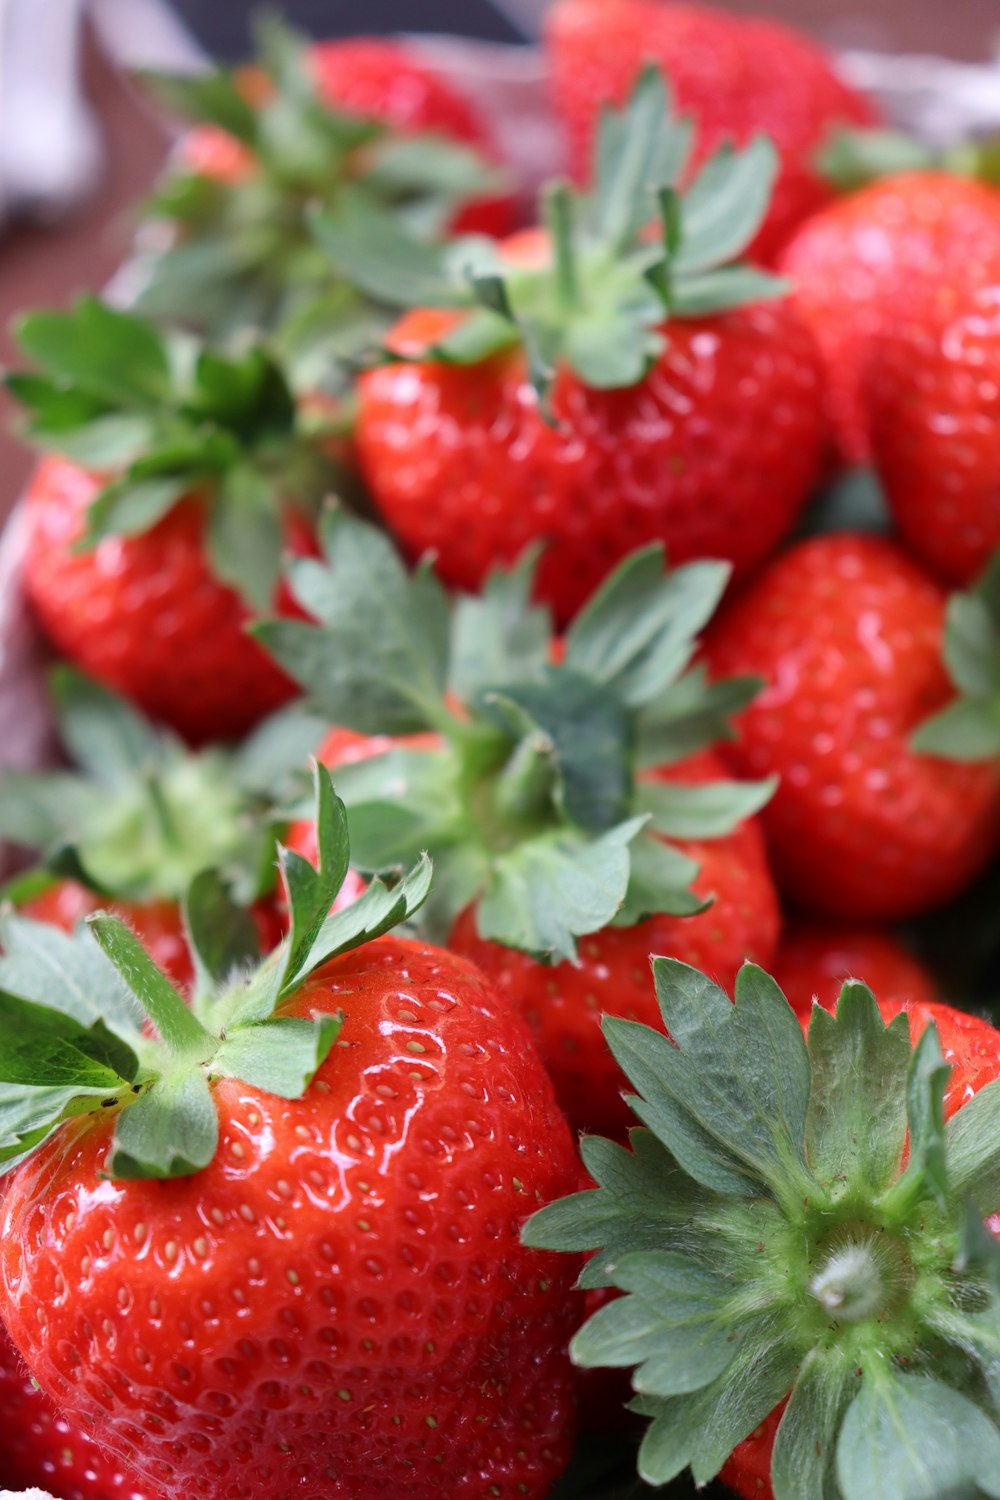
[7,300,340,743]
[450,750,779,1137]
[867,255,1000,585]
[342,69,824,624]
[773,925,941,1021]
[0,772,580,1500]
[0,669,317,986]
[779,172,1000,464]
[528,959,1000,1498]
[705,533,1000,919]
[258,512,776,1138]
[545,0,878,263]
[138,18,512,360]
[0,1325,155,1499]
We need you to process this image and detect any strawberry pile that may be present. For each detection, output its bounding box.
[5,7,1000,1500]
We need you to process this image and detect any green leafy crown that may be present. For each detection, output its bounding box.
[0,764,430,1182]
[525,962,1000,1500]
[0,669,324,907]
[912,550,1000,762]
[254,509,773,962]
[133,15,507,375]
[313,65,786,403]
[6,295,346,610]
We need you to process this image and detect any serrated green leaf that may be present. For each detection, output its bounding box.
[805,984,912,1197]
[24,411,157,469]
[0,913,142,1037]
[228,705,327,796]
[590,66,692,250]
[911,699,1000,761]
[51,668,165,785]
[887,1023,950,1212]
[110,1069,218,1179]
[771,1352,858,1500]
[139,67,258,143]
[0,1084,125,1173]
[635,668,762,769]
[0,993,138,1088]
[310,197,458,309]
[212,1013,341,1098]
[478,817,644,962]
[206,468,283,612]
[448,550,552,700]
[945,1077,1000,1213]
[79,474,192,547]
[614,833,705,926]
[636,775,776,839]
[364,132,508,206]
[278,764,351,995]
[327,748,463,873]
[297,855,433,981]
[183,871,261,992]
[14,298,171,409]
[674,138,779,273]
[836,1372,1000,1500]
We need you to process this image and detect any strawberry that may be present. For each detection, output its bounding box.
[257,512,776,1138]
[705,533,1000,919]
[137,18,512,367]
[779,172,1000,464]
[0,670,317,985]
[773,925,941,1022]
[331,68,825,623]
[0,771,581,1500]
[527,958,1000,1498]
[545,0,878,263]
[6,299,341,744]
[0,1324,155,1499]
[867,252,1000,585]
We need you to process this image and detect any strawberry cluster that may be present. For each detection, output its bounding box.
[4,7,1000,1500]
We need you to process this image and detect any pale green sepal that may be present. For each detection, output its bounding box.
[911,700,1000,761]
[110,1069,218,1180]
[78,474,191,548]
[836,1372,1000,1500]
[614,833,706,926]
[636,774,777,839]
[891,1023,950,1211]
[590,65,691,250]
[297,855,433,981]
[806,984,911,1198]
[212,1014,341,1098]
[673,137,779,274]
[183,869,261,994]
[277,763,350,993]
[448,548,551,700]
[13,297,171,409]
[206,467,283,613]
[945,1077,1000,1213]
[328,749,463,872]
[771,1351,858,1500]
[51,667,165,783]
[672,266,789,315]
[913,553,1000,762]
[0,912,142,1037]
[634,667,763,769]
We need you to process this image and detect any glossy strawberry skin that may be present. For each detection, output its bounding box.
[720,994,1000,1499]
[182,37,513,238]
[868,263,1000,585]
[545,0,876,263]
[773,925,941,1022]
[780,172,1000,465]
[706,534,1000,920]
[357,302,825,624]
[0,1323,155,1500]
[449,752,780,1139]
[21,456,303,746]
[0,937,580,1500]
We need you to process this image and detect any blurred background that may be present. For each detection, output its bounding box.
[1,0,999,521]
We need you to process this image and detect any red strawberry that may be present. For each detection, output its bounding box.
[0,774,581,1500]
[7,301,339,744]
[780,171,1000,464]
[773,924,941,1021]
[0,669,316,985]
[449,750,779,1137]
[346,70,824,624]
[0,1324,155,1500]
[258,513,777,1139]
[705,533,1000,919]
[868,256,1000,585]
[545,0,877,263]
[527,958,1000,1498]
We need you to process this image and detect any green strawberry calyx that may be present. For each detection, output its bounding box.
[313,65,786,404]
[6,295,346,611]
[912,550,1000,761]
[254,508,774,962]
[524,962,1000,1500]
[0,763,431,1181]
[133,15,508,371]
[0,669,324,906]
[818,124,1000,195]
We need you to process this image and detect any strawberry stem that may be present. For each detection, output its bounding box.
[543,180,579,313]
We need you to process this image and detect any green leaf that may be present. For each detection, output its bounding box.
[228,705,326,795]
[892,1022,951,1211]
[78,474,192,547]
[817,127,941,192]
[573,1250,740,1397]
[212,1013,341,1097]
[110,1069,218,1179]
[478,817,645,962]
[14,298,171,409]
[942,569,1000,699]
[363,133,507,207]
[0,1085,126,1173]
[296,854,433,981]
[674,138,779,273]
[310,197,459,309]
[911,699,1000,761]
[635,667,762,769]
[614,833,705,926]
[0,770,100,852]
[805,983,912,1197]
[259,510,451,734]
[138,67,258,143]
[183,870,261,991]
[945,1077,1000,1213]
[0,912,142,1037]
[771,1352,858,1500]
[590,66,692,250]
[206,467,283,612]
[20,411,158,469]
[606,960,811,1201]
[564,549,731,709]
[671,265,789,316]
[448,549,552,700]
[327,749,463,873]
[636,775,777,839]
[278,764,351,995]
[836,1372,1000,1500]
[50,668,165,785]
[0,993,138,1088]
[87,916,214,1057]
